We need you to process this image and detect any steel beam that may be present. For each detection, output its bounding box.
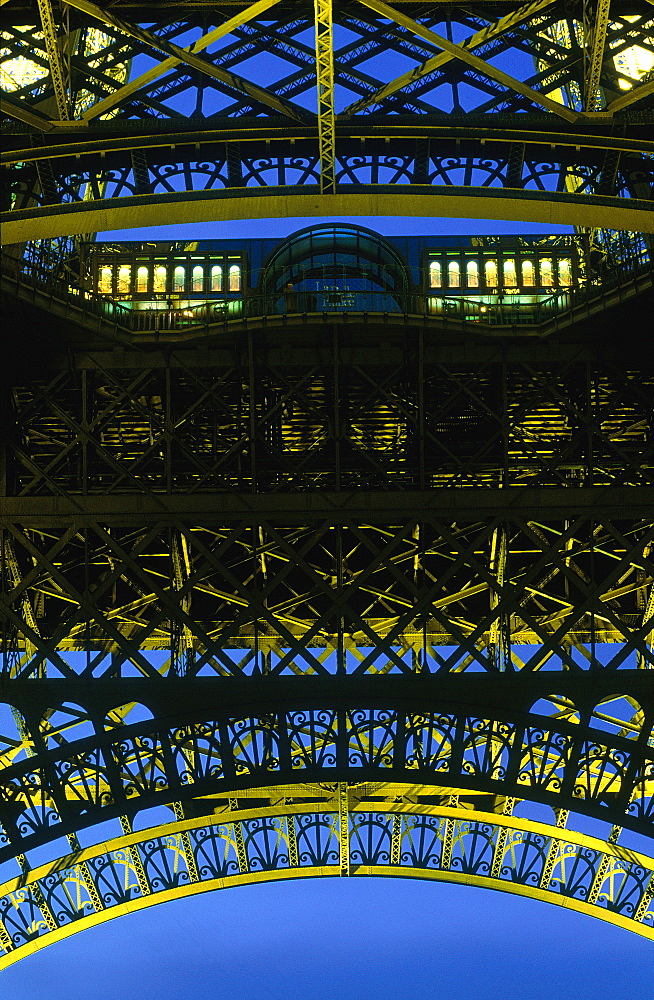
[63,0,307,122]
[36,0,71,121]
[314,0,336,194]
[2,488,652,526]
[357,0,579,121]
[342,0,557,115]
[80,0,284,123]
[584,0,612,111]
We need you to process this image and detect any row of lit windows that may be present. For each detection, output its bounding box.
[428,258,573,289]
[96,262,242,295]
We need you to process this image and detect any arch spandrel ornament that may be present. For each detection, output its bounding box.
[0,784,652,967]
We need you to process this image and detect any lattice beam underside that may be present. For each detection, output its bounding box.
[1,504,654,669]
[1,1,653,239]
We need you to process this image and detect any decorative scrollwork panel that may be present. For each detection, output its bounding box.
[1,796,652,968]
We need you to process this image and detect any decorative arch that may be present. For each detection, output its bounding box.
[1,693,652,874]
[1,787,652,968]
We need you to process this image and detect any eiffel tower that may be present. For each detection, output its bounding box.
[1,1,653,965]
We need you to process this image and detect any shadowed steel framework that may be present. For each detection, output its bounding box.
[1,0,654,967]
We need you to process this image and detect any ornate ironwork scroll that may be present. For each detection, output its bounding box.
[1,791,652,967]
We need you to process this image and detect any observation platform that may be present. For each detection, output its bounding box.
[4,223,652,343]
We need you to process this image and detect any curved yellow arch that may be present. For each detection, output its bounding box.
[3,190,653,244]
[1,787,652,967]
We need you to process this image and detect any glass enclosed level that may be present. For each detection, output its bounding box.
[82,224,587,327]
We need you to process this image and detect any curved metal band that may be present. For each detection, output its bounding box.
[2,701,652,862]
[3,189,654,244]
[1,793,652,967]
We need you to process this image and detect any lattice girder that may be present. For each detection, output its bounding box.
[1,504,653,667]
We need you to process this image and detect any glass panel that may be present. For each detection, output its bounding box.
[136,266,149,293]
[154,265,167,293]
[429,260,441,288]
[173,266,185,292]
[117,264,131,295]
[211,265,223,292]
[192,265,204,293]
[521,260,535,287]
[558,258,572,285]
[485,259,498,288]
[503,259,517,287]
[447,261,460,288]
[229,264,241,292]
[99,266,112,294]
[540,258,553,287]
[466,260,479,288]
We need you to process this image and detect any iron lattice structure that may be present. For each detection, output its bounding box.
[1,0,654,967]
[1,0,654,239]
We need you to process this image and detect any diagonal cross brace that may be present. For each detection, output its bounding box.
[358,0,579,122]
[80,0,284,122]
[63,0,308,122]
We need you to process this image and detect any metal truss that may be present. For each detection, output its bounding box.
[1,1,653,239]
[1,786,653,966]
[2,340,653,495]
[1,504,654,670]
[2,0,654,957]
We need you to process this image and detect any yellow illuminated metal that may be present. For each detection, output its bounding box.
[343,0,558,116]
[80,0,283,122]
[314,0,336,195]
[359,0,578,122]
[0,788,651,969]
[585,0,612,110]
[4,190,653,247]
[36,0,70,120]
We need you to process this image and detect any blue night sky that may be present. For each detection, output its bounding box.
[3,876,652,998]
[3,211,652,994]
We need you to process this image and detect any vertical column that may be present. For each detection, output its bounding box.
[338,782,350,875]
[36,0,72,121]
[314,0,336,195]
[584,0,612,111]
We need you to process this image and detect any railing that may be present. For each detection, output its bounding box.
[2,256,653,335]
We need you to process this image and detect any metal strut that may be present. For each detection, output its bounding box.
[585,0,612,111]
[314,0,336,195]
[36,0,71,122]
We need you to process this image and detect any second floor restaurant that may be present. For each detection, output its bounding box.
[6,223,652,337]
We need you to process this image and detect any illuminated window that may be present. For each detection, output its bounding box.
[229,264,241,292]
[192,265,204,293]
[429,260,442,288]
[154,265,167,293]
[173,266,185,292]
[211,265,223,292]
[466,260,479,288]
[540,258,553,287]
[447,260,460,288]
[521,260,535,287]
[503,259,517,287]
[99,266,112,294]
[558,259,572,286]
[136,266,149,293]
[117,265,131,295]
[485,259,498,287]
